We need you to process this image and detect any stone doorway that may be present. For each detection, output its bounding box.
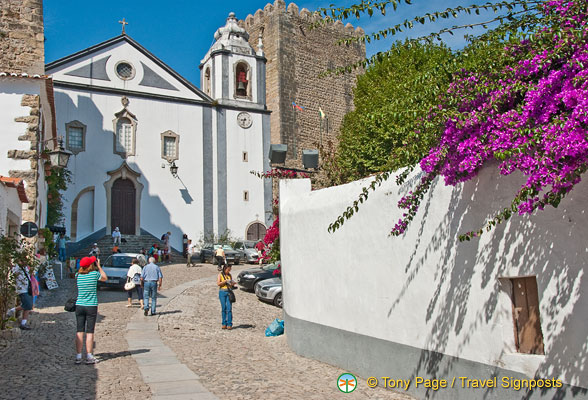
[111,178,136,234]
[104,162,143,235]
[246,222,266,241]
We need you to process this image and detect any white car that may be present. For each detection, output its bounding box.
[99,253,142,289]
[254,277,282,308]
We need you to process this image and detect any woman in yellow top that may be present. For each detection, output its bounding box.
[217,264,237,329]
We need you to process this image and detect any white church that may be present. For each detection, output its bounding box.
[45,13,272,252]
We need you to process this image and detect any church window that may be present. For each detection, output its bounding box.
[204,67,211,96]
[160,130,180,162]
[243,190,249,201]
[235,62,250,99]
[115,61,135,80]
[116,118,133,155]
[65,120,86,154]
[242,151,248,162]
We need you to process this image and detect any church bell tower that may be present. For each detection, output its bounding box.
[200,12,266,108]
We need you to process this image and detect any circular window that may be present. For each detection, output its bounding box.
[115,61,135,80]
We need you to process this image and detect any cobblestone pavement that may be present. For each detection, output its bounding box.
[158,266,415,400]
[0,261,218,400]
[0,262,415,399]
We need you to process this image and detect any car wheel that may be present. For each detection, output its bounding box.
[273,293,283,308]
[234,258,240,265]
[200,254,205,263]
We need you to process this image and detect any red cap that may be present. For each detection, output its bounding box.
[80,256,96,268]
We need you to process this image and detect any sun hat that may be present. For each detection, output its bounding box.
[93,243,98,246]
[80,256,97,268]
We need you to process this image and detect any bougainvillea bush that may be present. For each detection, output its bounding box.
[388,0,588,240]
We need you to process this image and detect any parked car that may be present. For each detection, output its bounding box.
[199,244,242,265]
[236,263,280,291]
[99,253,141,289]
[254,277,282,308]
[234,240,259,264]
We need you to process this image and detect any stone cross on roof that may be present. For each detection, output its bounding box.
[119,18,128,34]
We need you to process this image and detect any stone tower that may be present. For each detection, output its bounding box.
[0,0,45,74]
[240,0,366,169]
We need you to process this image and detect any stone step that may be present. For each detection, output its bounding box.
[71,233,185,262]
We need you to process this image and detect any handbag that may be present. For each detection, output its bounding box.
[64,274,78,312]
[124,276,136,291]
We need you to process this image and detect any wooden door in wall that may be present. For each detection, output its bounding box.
[111,178,136,235]
[512,277,545,354]
[246,223,266,241]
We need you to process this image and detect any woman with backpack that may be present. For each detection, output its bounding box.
[126,258,144,308]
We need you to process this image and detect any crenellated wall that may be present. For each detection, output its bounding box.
[239,0,366,174]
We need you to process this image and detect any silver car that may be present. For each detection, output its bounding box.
[99,253,142,289]
[254,277,282,308]
[234,241,259,264]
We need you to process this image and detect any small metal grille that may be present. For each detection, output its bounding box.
[116,62,134,79]
[163,136,177,158]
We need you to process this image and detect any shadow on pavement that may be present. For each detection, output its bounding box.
[96,348,150,361]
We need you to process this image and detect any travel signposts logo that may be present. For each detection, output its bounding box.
[338,373,357,393]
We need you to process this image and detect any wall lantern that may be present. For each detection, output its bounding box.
[169,161,179,178]
[48,137,73,168]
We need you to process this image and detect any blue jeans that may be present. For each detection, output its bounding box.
[219,290,232,327]
[58,248,66,262]
[143,281,158,314]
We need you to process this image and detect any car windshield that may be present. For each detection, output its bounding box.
[105,256,134,268]
[261,263,279,272]
[244,242,256,249]
[222,245,234,250]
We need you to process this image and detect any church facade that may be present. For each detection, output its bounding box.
[46,13,272,251]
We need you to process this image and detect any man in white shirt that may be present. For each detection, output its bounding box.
[187,240,197,267]
[112,227,122,246]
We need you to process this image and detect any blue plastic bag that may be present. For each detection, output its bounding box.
[265,318,284,337]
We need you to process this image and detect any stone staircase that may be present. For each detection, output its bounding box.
[71,233,185,263]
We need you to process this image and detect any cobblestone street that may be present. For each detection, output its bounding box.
[0,262,414,399]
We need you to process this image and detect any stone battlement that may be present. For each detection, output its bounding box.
[239,0,365,36]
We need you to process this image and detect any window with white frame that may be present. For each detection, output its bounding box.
[160,130,179,162]
[65,120,86,154]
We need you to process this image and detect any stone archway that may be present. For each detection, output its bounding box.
[104,162,143,235]
[70,186,95,241]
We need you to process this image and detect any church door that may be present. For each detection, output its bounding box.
[246,223,266,241]
[111,178,136,234]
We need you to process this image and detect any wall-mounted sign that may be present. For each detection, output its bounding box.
[20,222,38,238]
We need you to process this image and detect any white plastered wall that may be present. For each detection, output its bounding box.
[280,165,588,388]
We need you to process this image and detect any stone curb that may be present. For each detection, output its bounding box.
[125,276,220,400]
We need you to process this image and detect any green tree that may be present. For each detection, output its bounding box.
[336,41,453,182]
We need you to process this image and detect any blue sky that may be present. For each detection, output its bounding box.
[44,1,501,85]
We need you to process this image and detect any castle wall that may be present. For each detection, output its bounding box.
[0,0,45,75]
[241,1,366,170]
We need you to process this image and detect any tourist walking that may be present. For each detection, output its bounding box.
[255,240,265,265]
[112,227,121,246]
[126,258,144,308]
[7,261,35,330]
[215,246,225,270]
[161,231,171,263]
[187,239,196,267]
[58,234,67,262]
[141,257,163,316]
[74,256,107,364]
[217,264,237,330]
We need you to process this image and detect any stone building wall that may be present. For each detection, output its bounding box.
[240,0,366,171]
[0,0,45,75]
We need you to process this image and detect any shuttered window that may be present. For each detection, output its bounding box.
[511,277,545,355]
